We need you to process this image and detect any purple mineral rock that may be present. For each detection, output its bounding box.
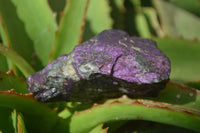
[27,30,170,103]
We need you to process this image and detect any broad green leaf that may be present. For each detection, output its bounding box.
[168,0,200,17]
[0,0,42,70]
[153,0,200,41]
[0,44,35,77]
[0,108,14,133]
[51,0,89,60]
[155,82,200,110]
[83,0,113,41]
[11,0,57,66]
[0,71,27,93]
[0,92,64,133]
[89,124,108,133]
[69,97,200,132]
[155,38,200,82]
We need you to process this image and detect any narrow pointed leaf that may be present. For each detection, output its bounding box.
[51,0,89,60]
[83,0,113,41]
[0,44,35,77]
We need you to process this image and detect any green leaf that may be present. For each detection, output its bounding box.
[83,0,113,41]
[185,81,200,90]
[142,7,164,37]
[0,44,35,77]
[89,124,108,133]
[11,0,57,66]
[51,0,89,60]
[0,71,28,93]
[47,0,66,23]
[135,12,151,37]
[153,0,200,41]
[17,113,27,133]
[0,21,9,72]
[0,54,8,72]
[0,92,63,133]
[69,97,200,133]
[109,0,124,29]
[0,108,14,133]
[12,110,27,133]
[0,0,42,70]
[168,0,200,17]
[154,38,200,82]
[155,82,200,110]
[11,110,17,133]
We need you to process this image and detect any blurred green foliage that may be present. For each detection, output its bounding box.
[0,0,200,132]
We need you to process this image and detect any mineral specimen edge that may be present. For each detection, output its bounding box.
[27,29,171,103]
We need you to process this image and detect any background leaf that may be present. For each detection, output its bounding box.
[0,0,42,71]
[0,44,35,77]
[167,0,200,17]
[155,38,200,82]
[83,0,113,41]
[0,108,14,133]
[51,0,89,60]
[11,0,57,66]
[0,71,27,93]
[153,0,200,41]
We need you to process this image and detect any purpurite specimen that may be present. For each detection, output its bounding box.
[27,30,171,103]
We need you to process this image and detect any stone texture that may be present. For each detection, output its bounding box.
[27,30,171,103]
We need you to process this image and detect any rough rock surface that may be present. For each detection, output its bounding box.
[27,30,171,102]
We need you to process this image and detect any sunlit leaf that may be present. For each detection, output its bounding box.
[51,0,89,60]
[83,0,113,41]
[89,124,108,133]
[11,0,57,66]
[154,0,200,41]
[0,44,35,77]
[0,0,42,70]
[168,0,200,17]
[68,97,200,132]
[12,110,27,133]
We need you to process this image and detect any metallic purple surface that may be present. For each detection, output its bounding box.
[27,30,171,102]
